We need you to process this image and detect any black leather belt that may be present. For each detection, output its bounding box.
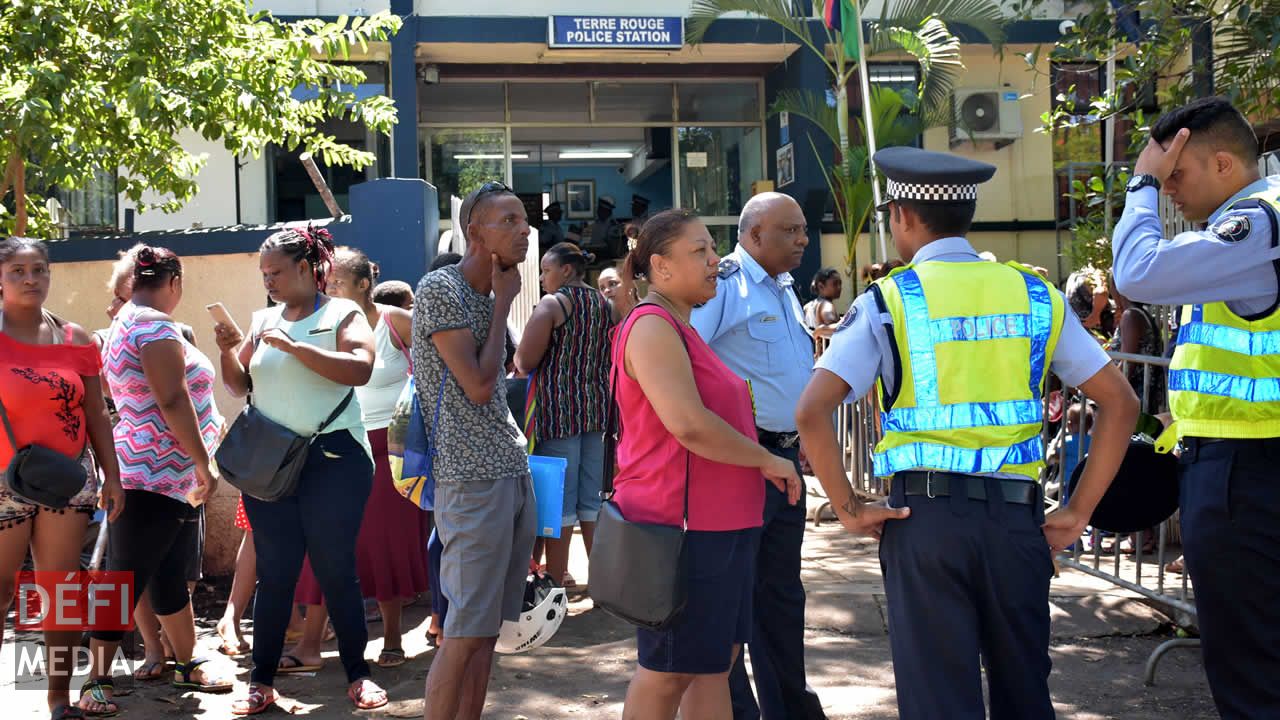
[756,428,800,449]
[897,471,1039,505]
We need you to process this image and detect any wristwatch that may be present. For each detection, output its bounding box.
[1126,174,1161,193]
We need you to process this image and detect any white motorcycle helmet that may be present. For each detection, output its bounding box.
[495,573,568,654]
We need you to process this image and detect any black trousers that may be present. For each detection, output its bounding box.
[91,489,198,642]
[879,477,1055,720]
[1180,437,1280,719]
[728,443,827,720]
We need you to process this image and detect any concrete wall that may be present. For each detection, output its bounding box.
[121,130,270,232]
[45,253,267,576]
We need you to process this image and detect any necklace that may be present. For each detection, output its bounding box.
[647,290,692,326]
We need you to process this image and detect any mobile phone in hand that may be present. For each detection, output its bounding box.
[206,302,241,336]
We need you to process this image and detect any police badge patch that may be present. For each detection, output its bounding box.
[1210,213,1251,243]
[835,306,858,332]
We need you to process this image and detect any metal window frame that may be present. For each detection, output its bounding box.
[420,76,767,228]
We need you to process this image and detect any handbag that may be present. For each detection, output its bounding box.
[0,395,87,509]
[215,388,354,502]
[588,303,690,630]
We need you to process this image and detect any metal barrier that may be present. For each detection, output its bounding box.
[816,339,1198,683]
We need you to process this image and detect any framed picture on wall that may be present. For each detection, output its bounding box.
[776,143,796,188]
[566,179,596,219]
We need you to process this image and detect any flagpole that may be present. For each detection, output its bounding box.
[850,1,889,262]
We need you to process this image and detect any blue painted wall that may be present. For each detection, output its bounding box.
[765,46,835,303]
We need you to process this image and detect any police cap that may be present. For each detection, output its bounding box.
[874,147,996,209]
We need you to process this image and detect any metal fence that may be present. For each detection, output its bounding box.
[816,336,1197,683]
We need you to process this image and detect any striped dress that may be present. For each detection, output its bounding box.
[104,302,224,502]
[533,286,613,440]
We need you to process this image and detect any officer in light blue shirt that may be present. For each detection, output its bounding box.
[797,146,1135,720]
[690,192,826,720]
[1110,97,1280,719]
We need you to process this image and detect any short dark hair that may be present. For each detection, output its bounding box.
[0,236,49,265]
[333,245,379,295]
[372,280,414,308]
[810,267,840,295]
[544,242,595,280]
[1151,97,1258,162]
[894,200,976,238]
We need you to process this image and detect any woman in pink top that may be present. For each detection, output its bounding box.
[612,210,801,720]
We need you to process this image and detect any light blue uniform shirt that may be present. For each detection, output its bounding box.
[817,236,1110,410]
[1111,176,1280,316]
[691,244,815,433]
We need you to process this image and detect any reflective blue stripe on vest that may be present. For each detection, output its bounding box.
[880,399,1044,433]
[1177,306,1280,357]
[1022,272,1053,399]
[895,270,941,406]
[873,435,1045,477]
[1168,368,1280,403]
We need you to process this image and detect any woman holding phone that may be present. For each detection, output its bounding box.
[79,245,231,715]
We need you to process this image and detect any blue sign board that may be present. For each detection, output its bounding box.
[548,16,684,49]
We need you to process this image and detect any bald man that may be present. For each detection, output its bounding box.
[691,192,827,720]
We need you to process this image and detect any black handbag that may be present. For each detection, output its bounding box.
[588,303,690,630]
[0,395,87,509]
[214,389,354,502]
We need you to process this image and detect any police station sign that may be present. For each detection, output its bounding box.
[549,16,684,49]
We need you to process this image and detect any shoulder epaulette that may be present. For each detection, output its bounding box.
[717,257,741,279]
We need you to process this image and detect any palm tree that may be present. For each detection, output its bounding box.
[687,0,1006,272]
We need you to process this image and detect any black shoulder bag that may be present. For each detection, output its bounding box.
[588,303,690,630]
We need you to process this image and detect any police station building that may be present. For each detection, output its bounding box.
[100,0,1097,295]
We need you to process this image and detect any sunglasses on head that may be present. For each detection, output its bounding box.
[464,181,515,225]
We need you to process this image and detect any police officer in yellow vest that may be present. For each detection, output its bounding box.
[796,146,1138,719]
[1111,97,1280,719]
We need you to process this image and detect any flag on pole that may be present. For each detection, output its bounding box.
[823,0,861,61]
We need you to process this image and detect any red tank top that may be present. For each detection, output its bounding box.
[610,305,763,532]
[0,322,101,468]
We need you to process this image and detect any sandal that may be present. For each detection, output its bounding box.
[348,678,388,710]
[51,705,86,720]
[133,659,168,682]
[77,678,119,718]
[231,684,276,716]
[276,654,324,674]
[172,658,234,693]
[376,647,406,668]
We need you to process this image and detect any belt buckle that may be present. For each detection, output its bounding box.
[926,471,937,499]
[781,433,799,449]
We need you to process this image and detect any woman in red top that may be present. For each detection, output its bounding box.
[0,237,123,720]
[612,211,801,720]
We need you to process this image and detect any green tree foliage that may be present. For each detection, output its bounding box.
[0,0,402,236]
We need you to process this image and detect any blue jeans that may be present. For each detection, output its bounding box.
[535,432,604,526]
[243,430,373,686]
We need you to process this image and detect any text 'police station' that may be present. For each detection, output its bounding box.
[564,17,673,44]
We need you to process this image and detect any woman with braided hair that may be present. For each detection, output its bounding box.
[214,226,388,714]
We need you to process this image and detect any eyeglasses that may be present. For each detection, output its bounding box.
[463,181,515,227]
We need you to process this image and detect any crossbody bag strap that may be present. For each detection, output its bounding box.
[311,388,355,438]
[602,302,693,527]
[0,394,20,454]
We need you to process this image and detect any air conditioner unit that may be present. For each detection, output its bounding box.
[952,89,1023,147]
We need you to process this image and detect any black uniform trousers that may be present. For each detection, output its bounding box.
[879,476,1055,720]
[728,442,827,720]
[1180,437,1280,719]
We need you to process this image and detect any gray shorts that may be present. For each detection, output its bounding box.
[434,473,538,638]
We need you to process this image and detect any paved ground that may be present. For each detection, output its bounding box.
[5,523,1218,719]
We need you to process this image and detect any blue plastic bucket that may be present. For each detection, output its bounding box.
[528,455,567,539]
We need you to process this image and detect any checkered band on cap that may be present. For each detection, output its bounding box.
[885,179,978,202]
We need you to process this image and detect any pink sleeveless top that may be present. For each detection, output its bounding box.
[610,305,764,532]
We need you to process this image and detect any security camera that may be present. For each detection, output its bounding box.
[419,64,440,85]
[1059,19,1076,35]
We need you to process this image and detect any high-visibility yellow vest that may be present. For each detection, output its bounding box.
[1159,187,1280,450]
[872,260,1065,480]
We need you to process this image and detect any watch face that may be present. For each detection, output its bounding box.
[1127,176,1146,191]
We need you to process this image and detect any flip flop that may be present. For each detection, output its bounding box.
[133,659,167,682]
[348,678,388,710]
[276,654,324,674]
[376,648,406,668]
[77,679,119,718]
[172,658,234,693]
[51,704,86,720]
[231,685,276,716]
